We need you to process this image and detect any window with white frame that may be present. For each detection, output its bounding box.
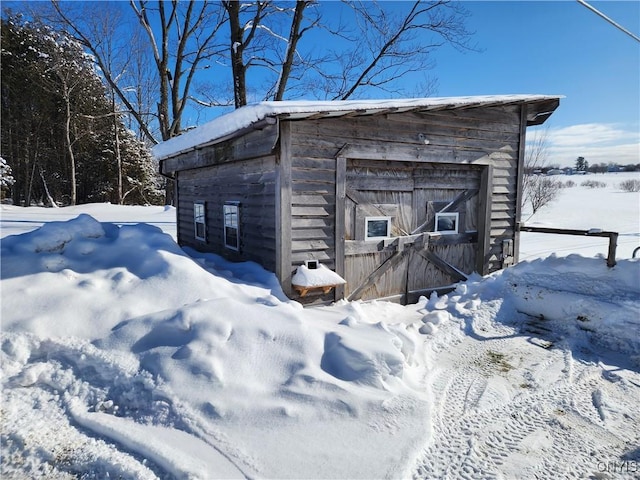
[223,202,240,250]
[194,202,206,241]
[365,216,391,240]
[435,212,459,234]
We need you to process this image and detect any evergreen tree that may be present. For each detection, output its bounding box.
[0,156,15,200]
[1,13,161,206]
[575,156,589,172]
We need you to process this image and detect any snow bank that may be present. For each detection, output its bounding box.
[1,214,432,478]
[1,208,638,479]
[1,215,247,338]
[503,255,640,361]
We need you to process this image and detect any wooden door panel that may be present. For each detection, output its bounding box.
[342,160,485,303]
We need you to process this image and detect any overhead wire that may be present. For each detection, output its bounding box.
[576,0,640,43]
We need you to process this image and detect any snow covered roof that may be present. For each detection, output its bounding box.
[152,94,562,160]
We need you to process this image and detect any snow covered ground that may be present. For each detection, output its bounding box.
[1,172,639,479]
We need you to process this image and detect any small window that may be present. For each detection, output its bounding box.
[435,212,459,234]
[194,202,206,241]
[223,202,240,250]
[365,216,391,240]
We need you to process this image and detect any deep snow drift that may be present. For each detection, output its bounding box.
[1,173,639,479]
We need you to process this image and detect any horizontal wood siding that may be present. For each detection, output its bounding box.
[169,104,526,305]
[177,156,277,271]
[162,123,278,174]
[288,106,522,281]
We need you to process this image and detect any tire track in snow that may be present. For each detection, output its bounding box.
[412,335,638,480]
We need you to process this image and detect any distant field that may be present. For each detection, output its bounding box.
[519,171,640,262]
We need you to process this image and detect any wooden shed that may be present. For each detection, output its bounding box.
[155,95,561,305]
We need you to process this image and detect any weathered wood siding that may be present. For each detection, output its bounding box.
[176,156,278,270]
[343,161,481,300]
[286,105,523,302]
[167,104,526,305]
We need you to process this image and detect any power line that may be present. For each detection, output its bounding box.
[576,0,640,43]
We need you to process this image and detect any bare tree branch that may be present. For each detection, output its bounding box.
[274,1,311,100]
[52,1,158,143]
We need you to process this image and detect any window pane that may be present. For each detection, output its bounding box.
[435,213,458,233]
[225,226,238,249]
[194,202,206,240]
[437,216,454,231]
[367,219,389,238]
[194,204,201,220]
[224,205,238,228]
[196,222,205,239]
[223,203,240,249]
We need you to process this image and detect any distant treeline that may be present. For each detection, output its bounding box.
[526,163,640,175]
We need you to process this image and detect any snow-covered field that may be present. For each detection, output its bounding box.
[1,172,639,479]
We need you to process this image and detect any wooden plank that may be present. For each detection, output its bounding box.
[345,232,477,255]
[347,176,414,192]
[292,157,337,170]
[175,171,182,246]
[291,206,332,217]
[290,114,521,149]
[492,185,514,195]
[339,144,492,166]
[390,105,522,129]
[490,227,514,238]
[476,164,493,275]
[179,155,277,178]
[292,167,336,184]
[291,250,333,263]
[345,240,394,255]
[291,193,334,206]
[292,238,334,252]
[292,217,334,228]
[514,105,527,264]
[413,178,480,190]
[276,121,293,296]
[417,250,469,282]
[290,143,499,166]
[162,122,278,173]
[292,227,334,240]
[335,155,346,300]
[291,182,334,194]
[347,247,411,301]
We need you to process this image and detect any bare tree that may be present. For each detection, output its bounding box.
[522,127,561,218]
[282,0,471,101]
[37,33,87,205]
[223,1,471,105]
[223,1,269,108]
[51,0,227,144]
[334,0,471,100]
[522,126,550,196]
[273,1,317,101]
[525,176,562,216]
[48,0,472,135]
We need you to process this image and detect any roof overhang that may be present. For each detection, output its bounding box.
[154,94,563,162]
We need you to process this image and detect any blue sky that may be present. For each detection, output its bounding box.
[6,0,637,167]
[426,1,640,167]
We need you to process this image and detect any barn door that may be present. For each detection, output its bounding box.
[339,159,486,303]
